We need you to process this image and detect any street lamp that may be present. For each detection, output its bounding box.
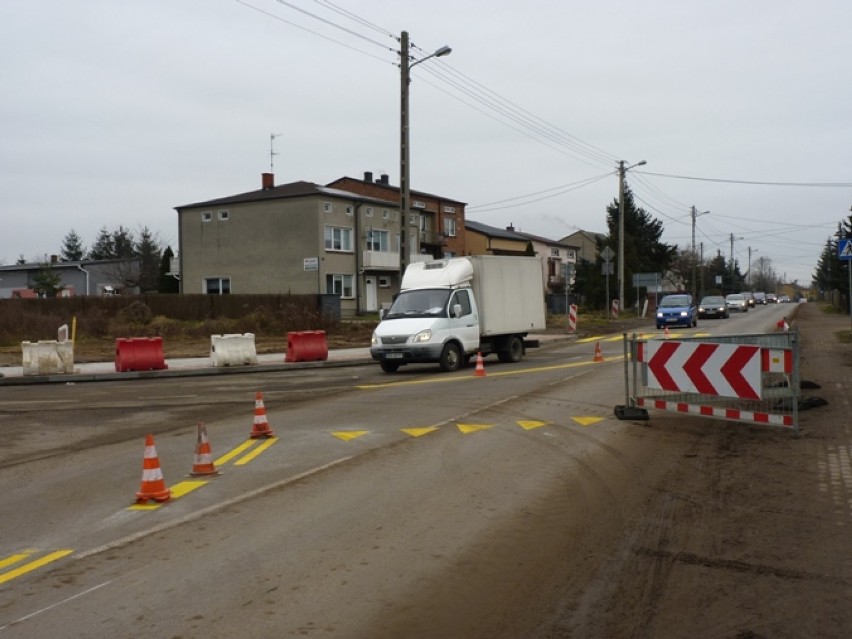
[617,159,646,315]
[399,31,451,274]
[748,247,758,288]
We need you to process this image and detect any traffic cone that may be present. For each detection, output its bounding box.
[135,434,171,503]
[664,326,671,339]
[250,391,275,438]
[190,422,220,477]
[473,352,486,377]
[593,342,604,362]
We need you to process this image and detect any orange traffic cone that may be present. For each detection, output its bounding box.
[135,434,171,503]
[664,326,671,339]
[593,341,604,362]
[473,352,486,377]
[250,391,275,438]
[190,422,220,477]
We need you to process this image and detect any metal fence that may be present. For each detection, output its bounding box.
[620,330,799,434]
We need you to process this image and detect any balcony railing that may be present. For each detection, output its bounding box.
[418,230,445,246]
[362,250,399,270]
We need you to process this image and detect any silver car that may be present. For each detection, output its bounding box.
[725,293,749,312]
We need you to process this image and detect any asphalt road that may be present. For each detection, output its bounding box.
[0,304,801,637]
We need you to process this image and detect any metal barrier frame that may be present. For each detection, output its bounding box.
[620,330,800,434]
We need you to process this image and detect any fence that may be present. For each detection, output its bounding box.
[619,330,799,434]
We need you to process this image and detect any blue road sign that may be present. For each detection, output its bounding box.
[839,239,852,261]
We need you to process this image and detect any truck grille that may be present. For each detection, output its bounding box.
[380,336,409,345]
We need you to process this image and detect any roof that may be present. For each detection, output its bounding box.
[0,258,137,272]
[512,230,580,249]
[327,176,467,206]
[464,219,529,241]
[176,180,399,210]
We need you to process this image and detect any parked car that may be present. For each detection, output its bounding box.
[725,293,749,312]
[698,296,729,319]
[766,293,778,303]
[741,291,756,308]
[753,292,767,305]
[778,294,791,303]
[656,294,697,329]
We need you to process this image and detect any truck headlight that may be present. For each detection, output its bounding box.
[412,329,432,343]
[371,332,379,346]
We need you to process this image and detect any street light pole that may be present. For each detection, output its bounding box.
[691,206,709,301]
[399,31,451,276]
[617,159,646,315]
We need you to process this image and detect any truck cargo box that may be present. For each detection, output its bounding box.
[467,255,546,336]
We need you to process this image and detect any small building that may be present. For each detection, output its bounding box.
[0,259,134,299]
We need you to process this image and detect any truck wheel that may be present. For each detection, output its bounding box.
[498,336,524,363]
[439,343,462,372]
[380,361,400,373]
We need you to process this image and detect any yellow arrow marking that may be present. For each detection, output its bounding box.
[457,423,494,434]
[573,416,605,426]
[517,420,548,430]
[401,427,438,437]
[332,430,369,441]
[0,550,74,585]
[235,437,277,465]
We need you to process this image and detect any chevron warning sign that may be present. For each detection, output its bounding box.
[643,340,761,400]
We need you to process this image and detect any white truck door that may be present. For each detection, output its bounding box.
[449,289,480,353]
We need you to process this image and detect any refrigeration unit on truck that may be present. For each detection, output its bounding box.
[370,255,547,373]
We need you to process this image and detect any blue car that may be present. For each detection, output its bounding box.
[656,294,697,329]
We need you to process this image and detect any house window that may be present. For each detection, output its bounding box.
[566,250,576,260]
[326,274,354,298]
[201,211,213,222]
[412,200,426,209]
[378,276,391,288]
[324,225,353,251]
[345,205,354,216]
[204,277,231,295]
[366,207,374,217]
[382,209,390,219]
[323,202,333,213]
[443,205,456,214]
[443,217,457,237]
[366,229,389,252]
[550,248,560,257]
[218,210,230,221]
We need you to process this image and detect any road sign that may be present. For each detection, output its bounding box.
[644,340,761,400]
[839,239,852,261]
[632,272,661,289]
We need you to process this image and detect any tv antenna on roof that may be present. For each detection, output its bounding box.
[270,133,283,173]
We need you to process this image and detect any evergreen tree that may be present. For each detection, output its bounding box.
[112,226,136,259]
[88,226,115,260]
[29,263,64,298]
[135,226,162,292]
[60,229,85,261]
[604,185,677,308]
[158,246,180,293]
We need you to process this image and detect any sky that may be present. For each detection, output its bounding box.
[2,0,851,286]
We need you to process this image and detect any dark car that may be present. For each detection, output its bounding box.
[698,296,728,319]
[656,294,697,329]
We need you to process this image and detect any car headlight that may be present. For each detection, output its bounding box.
[412,329,432,343]
[656,311,663,318]
[680,311,688,317]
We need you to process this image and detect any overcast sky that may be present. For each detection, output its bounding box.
[2,0,850,285]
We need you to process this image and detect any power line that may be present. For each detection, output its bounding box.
[468,173,613,212]
[636,170,852,188]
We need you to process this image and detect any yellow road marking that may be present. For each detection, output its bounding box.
[357,356,625,390]
[215,439,257,466]
[517,420,548,430]
[457,423,494,434]
[0,551,32,570]
[170,480,207,498]
[0,550,73,585]
[234,437,277,464]
[573,416,606,426]
[401,427,439,437]
[332,430,369,441]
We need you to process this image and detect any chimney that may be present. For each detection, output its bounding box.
[364,171,373,183]
[261,173,274,189]
[506,223,515,232]
[378,173,389,185]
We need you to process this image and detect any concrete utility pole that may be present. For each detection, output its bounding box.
[691,206,709,301]
[399,31,451,276]
[617,159,646,311]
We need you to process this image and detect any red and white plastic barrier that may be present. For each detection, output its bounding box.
[115,337,168,372]
[286,330,328,363]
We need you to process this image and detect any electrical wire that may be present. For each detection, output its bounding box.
[636,171,852,188]
[467,173,613,212]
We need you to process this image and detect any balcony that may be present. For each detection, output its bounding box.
[547,275,566,288]
[362,250,399,270]
[419,230,445,246]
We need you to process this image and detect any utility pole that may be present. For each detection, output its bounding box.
[729,233,743,291]
[399,31,411,275]
[691,206,709,301]
[617,159,646,313]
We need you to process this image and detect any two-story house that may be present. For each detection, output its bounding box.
[327,172,467,260]
[511,227,579,296]
[175,174,404,316]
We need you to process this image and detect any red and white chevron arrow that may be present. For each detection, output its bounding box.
[643,340,762,400]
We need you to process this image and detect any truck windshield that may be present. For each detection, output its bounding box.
[385,289,451,318]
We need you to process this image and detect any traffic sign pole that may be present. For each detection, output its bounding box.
[839,239,852,331]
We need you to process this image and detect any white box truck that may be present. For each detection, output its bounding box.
[370,255,546,373]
